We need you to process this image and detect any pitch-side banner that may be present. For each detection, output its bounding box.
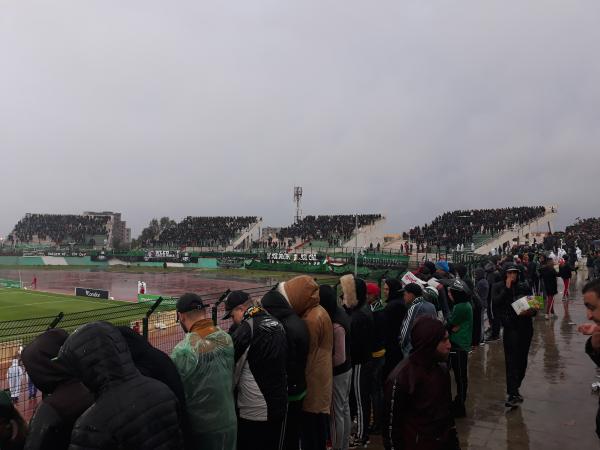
[75,287,110,299]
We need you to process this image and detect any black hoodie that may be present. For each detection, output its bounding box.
[56,321,183,450]
[261,290,309,399]
[383,278,407,378]
[342,276,374,366]
[21,329,94,450]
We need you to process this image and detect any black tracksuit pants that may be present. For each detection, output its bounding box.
[350,362,372,442]
[503,325,533,396]
[449,347,469,407]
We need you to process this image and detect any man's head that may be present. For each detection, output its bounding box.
[176,293,209,332]
[403,283,423,304]
[447,279,469,304]
[583,279,600,325]
[222,291,252,325]
[366,283,380,304]
[505,264,519,283]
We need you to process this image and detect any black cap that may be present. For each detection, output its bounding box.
[222,291,250,320]
[176,293,206,313]
[504,263,520,273]
[404,283,423,297]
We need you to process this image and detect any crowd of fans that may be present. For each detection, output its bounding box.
[152,216,259,248]
[9,214,109,245]
[405,206,547,249]
[551,217,600,253]
[4,251,600,450]
[278,214,382,245]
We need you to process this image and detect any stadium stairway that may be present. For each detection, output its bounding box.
[342,216,386,249]
[475,205,558,255]
[229,218,263,251]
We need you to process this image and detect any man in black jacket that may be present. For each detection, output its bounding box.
[21,329,94,450]
[492,264,535,407]
[261,290,309,450]
[56,321,184,450]
[229,293,288,450]
[341,274,375,448]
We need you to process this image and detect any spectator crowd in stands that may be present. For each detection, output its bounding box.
[151,216,258,248]
[405,206,547,249]
[278,214,382,246]
[551,217,600,253]
[10,214,109,245]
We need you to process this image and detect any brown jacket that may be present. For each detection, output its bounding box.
[278,276,333,414]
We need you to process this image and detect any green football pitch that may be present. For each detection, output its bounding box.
[0,288,129,321]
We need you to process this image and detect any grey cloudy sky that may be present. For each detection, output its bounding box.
[1,0,599,237]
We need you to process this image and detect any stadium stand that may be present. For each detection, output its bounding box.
[10,214,110,246]
[405,206,547,249]
[552,217,600,252]
[277,214,382,246]
[153,216,259,248]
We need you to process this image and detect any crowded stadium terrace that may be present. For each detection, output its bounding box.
[405,206,547,248]
[277,214,383,246]
[9,214,110,245]
[153,216,259,248]
[551,217,600,252]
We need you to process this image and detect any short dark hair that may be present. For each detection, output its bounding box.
[583,279,600,299]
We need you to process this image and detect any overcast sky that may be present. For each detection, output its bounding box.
[1,1,599,238]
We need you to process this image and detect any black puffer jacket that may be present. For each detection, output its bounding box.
[232,306,288,420]
[261,290,309,400]
[21,329,94,450]
[56,321,183,450]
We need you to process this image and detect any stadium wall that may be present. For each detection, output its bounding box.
[0,256,218,268]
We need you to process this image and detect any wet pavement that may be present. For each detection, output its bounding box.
[370,268,600,449]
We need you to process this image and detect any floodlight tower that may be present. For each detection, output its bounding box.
[293,186,303,223]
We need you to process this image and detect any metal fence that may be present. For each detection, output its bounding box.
[0,277,339,420]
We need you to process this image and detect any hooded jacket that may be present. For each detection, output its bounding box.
[231,306,288,421]
[261,290,309,401]
[116,327,191,449]
[340,274,374,366]
[319,285,351,376]
[56,321,183,450]
[383,317,459,450]
[278,275,333,414]
[21,329,94,450]
[540,264,559,296]
[383,279,407,377]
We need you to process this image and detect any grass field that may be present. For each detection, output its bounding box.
[0,288,129,321]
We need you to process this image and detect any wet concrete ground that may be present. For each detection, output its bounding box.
[370,268,600,449]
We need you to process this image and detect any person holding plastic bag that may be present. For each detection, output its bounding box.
[172,293,236,450]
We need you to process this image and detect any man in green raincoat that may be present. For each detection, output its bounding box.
[172,293,236,450]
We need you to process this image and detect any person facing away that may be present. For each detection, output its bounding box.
[399,283,437,358]
[261,289,309,450]
[383,316,461,450]
[171,293,236,450]
[55,321,184,450]
[319,284,352,450]
[277,275,332,450]
[382,278,407,378]
[340,274,374,448]
[21,329,94,450]
[226,291,288,450]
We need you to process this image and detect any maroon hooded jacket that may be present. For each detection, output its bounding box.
[383,317,460,450]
